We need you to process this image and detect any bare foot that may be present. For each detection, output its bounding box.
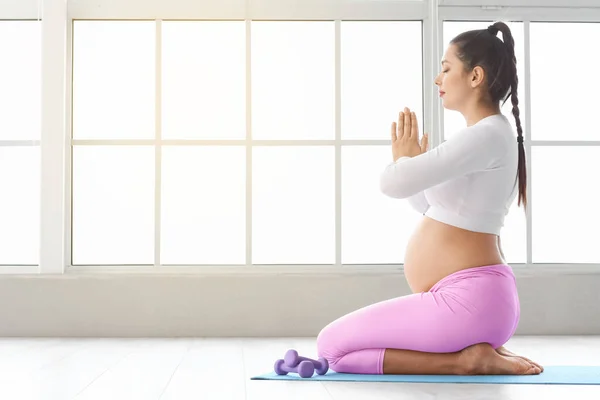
[496,346,544,372]
[458,343,542,375]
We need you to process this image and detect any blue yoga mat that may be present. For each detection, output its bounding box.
[251,366,600,385]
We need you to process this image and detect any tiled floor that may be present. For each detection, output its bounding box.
[0,336,599,399]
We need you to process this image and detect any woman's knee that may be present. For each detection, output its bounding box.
[317,323,348,371]
[317,318,351,364]
[316,322,334,359]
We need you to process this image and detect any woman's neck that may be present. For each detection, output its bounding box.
[463,103,501,127]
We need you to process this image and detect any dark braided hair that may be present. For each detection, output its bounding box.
[450,22,527,212]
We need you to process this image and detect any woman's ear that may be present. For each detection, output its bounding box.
[470,65,485,88]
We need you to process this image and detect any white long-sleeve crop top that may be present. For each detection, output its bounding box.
[380,113,519,235]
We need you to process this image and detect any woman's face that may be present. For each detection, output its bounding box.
[434,44,474,112]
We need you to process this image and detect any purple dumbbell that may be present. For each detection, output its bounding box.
[283,349,329,375]
[274,359,314,378]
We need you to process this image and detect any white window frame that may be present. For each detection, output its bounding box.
[41,0,67,275]
[1,0,599,275]
[0,0,41,19]
[439,0,600,7]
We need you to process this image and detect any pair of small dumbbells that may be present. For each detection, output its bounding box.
[274,349,329,378]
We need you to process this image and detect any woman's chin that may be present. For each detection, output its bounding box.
[441,99,455,111]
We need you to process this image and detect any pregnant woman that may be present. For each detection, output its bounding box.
[316,22,543,376]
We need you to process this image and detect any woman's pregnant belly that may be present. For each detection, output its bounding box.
[403,216,505,293]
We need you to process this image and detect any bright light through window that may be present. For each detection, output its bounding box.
[72,21,155,140]
[72,146,155,265]
[161,146,246,265]
[341,21,423,140]
[0,21,41,266]
[0,21,41,141]
[251,21,335,140]
[252,147,335,264]
[161,21,246,140]
[533,147,600,263]
[0,147,40,265]
[68,19,597,267]
[530,22,600,141]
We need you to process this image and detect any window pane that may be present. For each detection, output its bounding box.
[72,21,155,140]
[0,147,39,264]
[162,21,246,140]
[531,23,599,141]
[532,147,600,263]
[252,147,334,264]
[72,146,155,265]
[342,146,422,264]
[251,22,335,140]
[341,21,423,140]
[161,146,246,265]
[442,22,525,140]
[0,21,41,140]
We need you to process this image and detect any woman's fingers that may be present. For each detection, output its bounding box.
[421,133,429,153]
[403,108,411,139]
[397,112,404,138]
[411,111,419,139]
[395,108,421,142]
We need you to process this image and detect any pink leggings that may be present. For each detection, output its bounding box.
[316,263,520,374]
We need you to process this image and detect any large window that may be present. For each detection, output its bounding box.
[3,0,599,273]
[71,20,423,266]
[0,21,41,266]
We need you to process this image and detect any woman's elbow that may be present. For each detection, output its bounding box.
[380,175,410,199]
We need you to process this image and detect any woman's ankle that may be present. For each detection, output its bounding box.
[382,348,466,375]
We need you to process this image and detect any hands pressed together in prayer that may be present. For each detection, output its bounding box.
[391,107,429,162]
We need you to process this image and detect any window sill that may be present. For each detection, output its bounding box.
[2,263,599,276]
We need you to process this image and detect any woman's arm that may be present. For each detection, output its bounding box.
[380,125,506,199]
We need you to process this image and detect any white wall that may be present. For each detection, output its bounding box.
[1,270,599,337]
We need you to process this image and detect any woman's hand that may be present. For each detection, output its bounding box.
[391,107,428,161]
